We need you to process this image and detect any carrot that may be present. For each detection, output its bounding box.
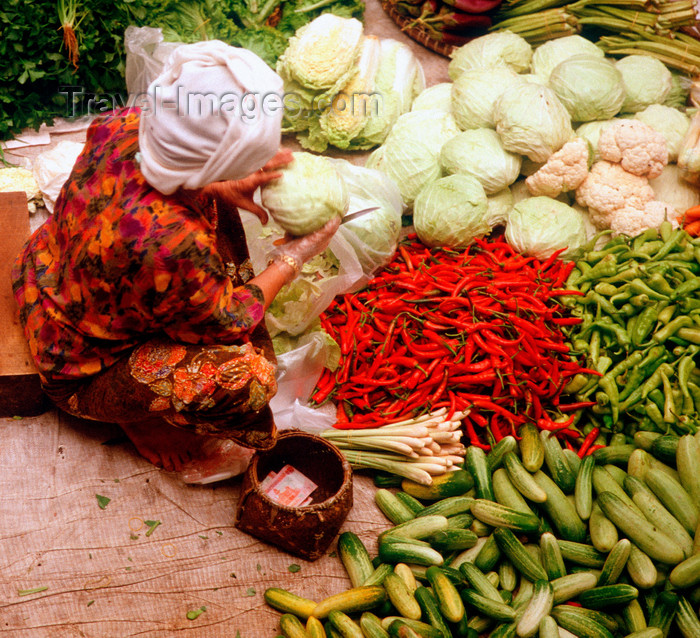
[57,0,83,70]
[683,204,700,220]
[684,219,700,236]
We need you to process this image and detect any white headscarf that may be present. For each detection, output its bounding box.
[138,40,284,195]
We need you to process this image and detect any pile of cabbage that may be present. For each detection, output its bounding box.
[277,14,425,153]
[365,31,699,259]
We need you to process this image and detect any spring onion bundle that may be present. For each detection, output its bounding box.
[320,408,468,485]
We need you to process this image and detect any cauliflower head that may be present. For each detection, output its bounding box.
[575,160,654,229]
[525,137,590,198]
[598,118,668,178]
[0,167,42,213]
[610,200,679,237]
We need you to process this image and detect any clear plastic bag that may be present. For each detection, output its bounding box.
[32,140,85,213]
[124,26,183,100]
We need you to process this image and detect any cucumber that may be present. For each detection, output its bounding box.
[539,531,566,580]
[557,540,606,568]
[540,430,576,494]
[592,443,636,465]
[458,561,503,603]
[644,467,700,536]
[376,489,416,525]
[413,586,453,638]
[492,467,537,516]
[621,599,647,634]
[649,434,680,466]
[502,452,547,504]
[516,579,554,638]
[550,606,615,638]
[592,466,644,517]
[486,435,518,472]
[427,528,478,552]
[384,572,422,620]
[589,501,619,553]
[394,563,418,593]
[328,609,363,638]
[402,470,474,501]
[669,552,700,589]
[519,422,545,472]
[381,515,450,542]
[379,539,444,567]
[465,446,494,501]
[626,544,658,590]
[537,616,559,638]
[532,470,587,542]
[380,617,443,638]
[264,587,317,619]
[312,586,388,620]
[597,491,686,565]
[498,560,518,593]
[493,528,547,582]
[460,590,516,622]
[359,612,390,638]
[426,565,465,624]
[445,512,475,530]
[470,499,541,533]
[395,491,427,517]
[362,563,393,587]
[624,475,694,558]
[647,590,679,638]
[675,595,700,638]
[577,583,639,609]
[624,630,663,638]
[597,538,632,586]
[338,532,375,588]
[416,496,475,520]
[305,616,326,638]
[562,448,581,476]
[474,533,501,573]
[677,435,700,511]
[574,454,595,521]
[550,572,598,604]
[280,613,311,638]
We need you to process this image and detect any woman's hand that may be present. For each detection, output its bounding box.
[201,148,294,223]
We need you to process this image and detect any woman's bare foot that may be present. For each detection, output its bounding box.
[119,420,206,472]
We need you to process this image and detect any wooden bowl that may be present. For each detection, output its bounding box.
[234,429,353,561]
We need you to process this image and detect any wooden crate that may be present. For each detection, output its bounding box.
[0,191,47,416]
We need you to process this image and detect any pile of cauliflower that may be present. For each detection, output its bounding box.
[526,119,677,237]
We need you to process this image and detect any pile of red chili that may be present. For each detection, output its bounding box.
[313,234,599,448]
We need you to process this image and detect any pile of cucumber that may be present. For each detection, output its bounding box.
[265,425,700,637]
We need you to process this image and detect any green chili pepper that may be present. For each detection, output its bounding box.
[585,240,628,264]
[631,306,660,346]
[678,354,697,414]
[645,400,667,429]
[659,220,675,243]
[565,374,590,395]
[687,381,700,414]
[629,278,670,301]
[628,293,650,307]
[610,289,633,307]
[577,254,619,283]
[599,373,620,423]
[632,228,660,250]
[694,245,700,263]
[659,372,676,424]
[619,366,648,402]
[618,303,637,318]
[647,272,676,297]
[651,226,685,261]
[641,362,675,400]
[638,345,666,370]
[646,388,666,413]
[593,282,620,297]
[585,291,621,318]
[589,329,601,367]
[652,315,694,343]
[633,238,664,254]
[657,305,677,324]
[680,298,700,312]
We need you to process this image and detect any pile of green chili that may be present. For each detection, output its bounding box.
[561,221,700,437]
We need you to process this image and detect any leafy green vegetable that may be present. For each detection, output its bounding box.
[186,606,206,620]
[95,494,111,509]
[18,586,48,597]
[288,564,301,572]
[144,519,161,536]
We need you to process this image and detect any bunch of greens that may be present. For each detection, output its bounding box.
[0,0,363,142]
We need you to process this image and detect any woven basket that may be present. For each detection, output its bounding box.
[234,429,353,561]
[381,1,456,58]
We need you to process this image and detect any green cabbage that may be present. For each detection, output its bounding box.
[261,152,349,235]
[575,119,617,162]
[330,159,403,279]
[371,109,461,206]
[530,35,605,81]
[411,82,453,113]
[440,128,522,194]
[448,31,532,80]
[413,174,490,247]
[505,196,588,259]
[451,67,525,130]
[664,72,691,109]
[649,164,700,215]
[616,54,672,113]
[486,187,514,227]
[634,104,690,162]
[494,83,573,162]
[548,54,625,122]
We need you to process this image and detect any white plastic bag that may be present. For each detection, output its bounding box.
[124,26,183,100]
[32,140,85,213]
[329,159,404,290]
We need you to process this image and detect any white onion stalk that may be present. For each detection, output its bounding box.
[320,409,469,485]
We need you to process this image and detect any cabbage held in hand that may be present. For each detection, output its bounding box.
[505,196,588,259]
[440,129,521,194]
[494,83,573,163]
[413,174,490,248]
[261,152,349,236]
[548,55,625,123]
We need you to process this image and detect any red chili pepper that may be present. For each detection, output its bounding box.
[577,427,600,457]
